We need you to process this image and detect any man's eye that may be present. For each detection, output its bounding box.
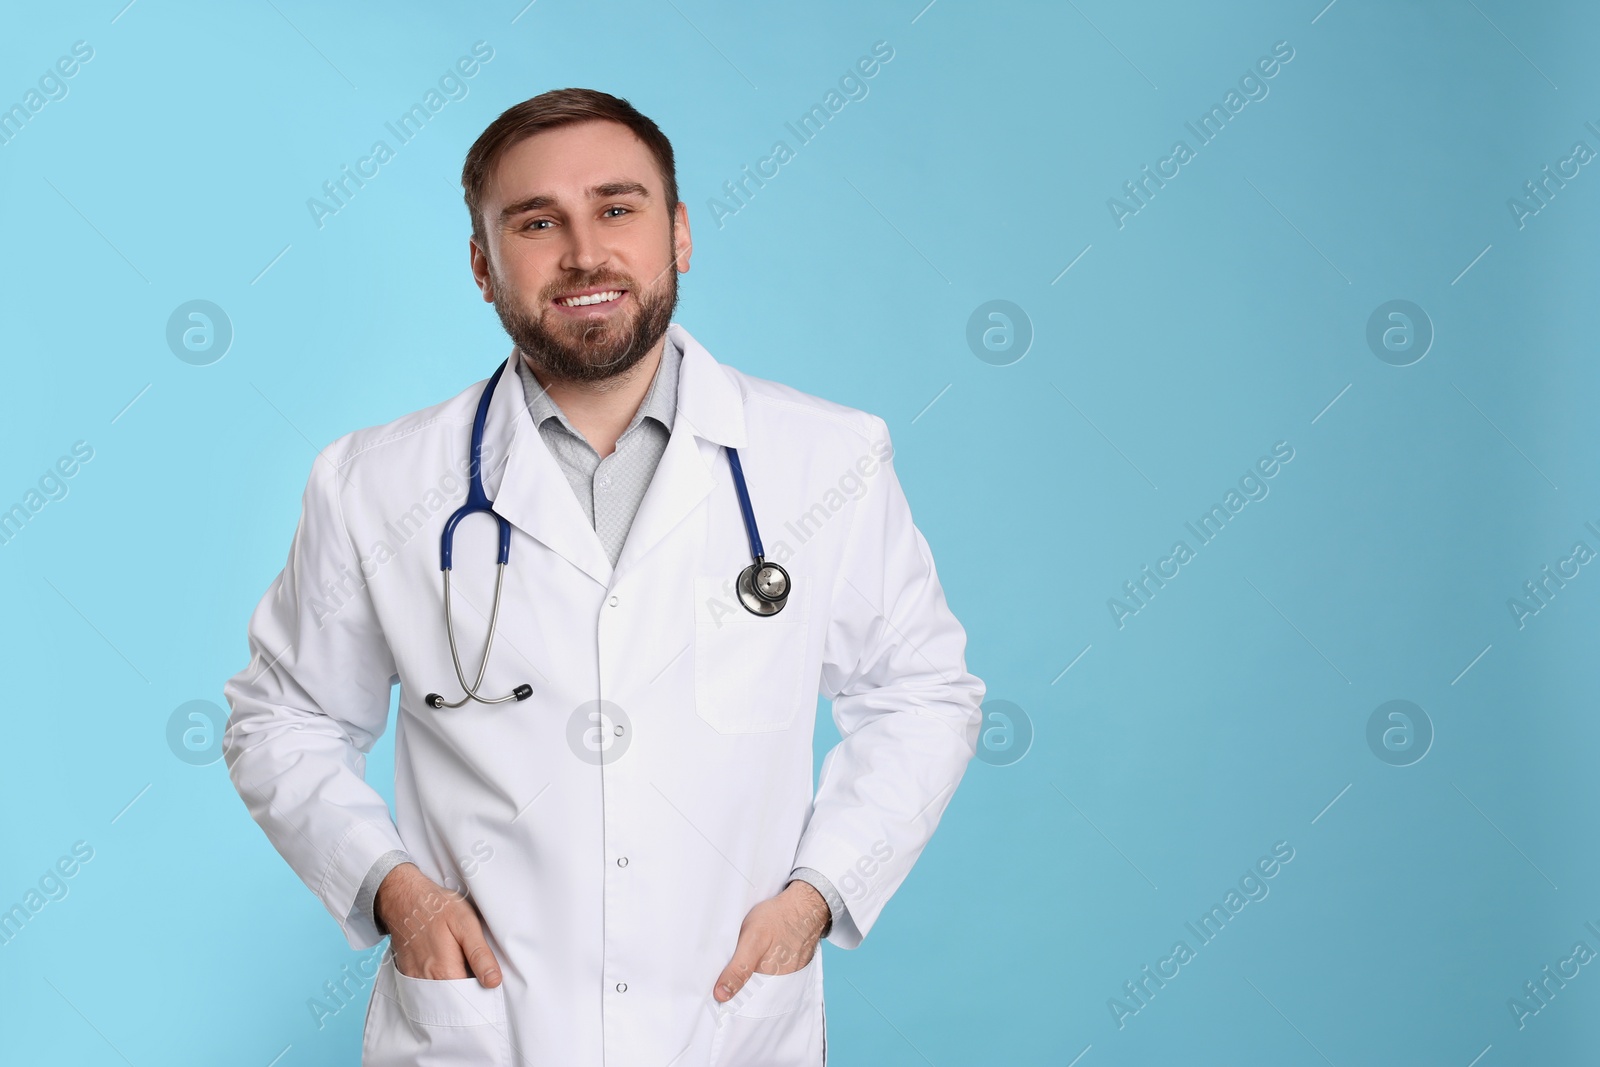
[524,219,552,231]
[603,206,630,218]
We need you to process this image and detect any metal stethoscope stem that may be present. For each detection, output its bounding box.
[431,565,531,709]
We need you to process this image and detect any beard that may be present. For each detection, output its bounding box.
[490,243,680,386]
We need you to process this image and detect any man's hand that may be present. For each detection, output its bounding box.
[712,880,830,1002]
[376,862,502,988]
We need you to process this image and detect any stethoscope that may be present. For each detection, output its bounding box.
[424,358,791,709]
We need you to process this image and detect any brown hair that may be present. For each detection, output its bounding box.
[460,87,679,252]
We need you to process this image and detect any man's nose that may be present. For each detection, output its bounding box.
[561,218,609,273]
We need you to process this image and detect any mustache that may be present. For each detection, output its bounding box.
[546,273,633,300]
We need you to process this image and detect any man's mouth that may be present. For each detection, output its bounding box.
[554,288,627,308]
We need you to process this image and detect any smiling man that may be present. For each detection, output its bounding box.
[223,88,984,1066]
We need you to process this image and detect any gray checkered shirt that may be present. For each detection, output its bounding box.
[513,332,681,567]
[353,334,846,942]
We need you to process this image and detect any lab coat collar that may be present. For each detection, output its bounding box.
[480,322,747,588]
[662,321,747,450]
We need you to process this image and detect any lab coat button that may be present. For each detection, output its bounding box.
[608,595,619,607]
[617,856,629,867]
[616,982,627,993]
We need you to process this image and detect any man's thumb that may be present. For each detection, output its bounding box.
[713,937,762,1002]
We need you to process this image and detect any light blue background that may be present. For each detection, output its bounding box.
[2,1,1597,1063]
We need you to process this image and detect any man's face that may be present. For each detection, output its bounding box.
[471,119,691,385]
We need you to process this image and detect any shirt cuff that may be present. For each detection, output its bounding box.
[788,866,846,938]
[354,849,412,937]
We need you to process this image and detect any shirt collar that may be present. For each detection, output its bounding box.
[515,332,680,445]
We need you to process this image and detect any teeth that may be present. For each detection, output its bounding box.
[559,290,622,307]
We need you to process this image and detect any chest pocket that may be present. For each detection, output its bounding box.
[693,573,813,733]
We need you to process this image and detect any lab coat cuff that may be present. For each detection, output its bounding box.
[791,833,877,950]
[324,820,408,950]
[354,849,413,937]
[787,867,846,939]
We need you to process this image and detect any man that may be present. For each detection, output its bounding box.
[223,87,983,1065]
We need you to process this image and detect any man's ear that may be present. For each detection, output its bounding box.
[672,201,692,273]
[469,238,495,302]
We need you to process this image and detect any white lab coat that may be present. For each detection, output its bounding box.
[223,322,984,1066]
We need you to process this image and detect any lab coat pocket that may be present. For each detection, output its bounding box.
[693,574,812,734]
[362,954,510,1067]
[709,950,823,1067]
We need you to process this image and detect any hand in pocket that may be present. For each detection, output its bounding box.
[713,880,829,1002]
[376,862,502,987]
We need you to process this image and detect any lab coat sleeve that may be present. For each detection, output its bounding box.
[793,416,985,950]
[222,441,408,951]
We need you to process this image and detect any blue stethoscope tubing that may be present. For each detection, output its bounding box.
[425,357,790,709]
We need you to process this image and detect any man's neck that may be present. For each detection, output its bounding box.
[522,335,666,459]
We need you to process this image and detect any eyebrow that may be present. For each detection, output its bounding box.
[498,181,651,224]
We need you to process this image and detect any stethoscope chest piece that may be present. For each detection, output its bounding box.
[725,446,790,616]
[737,558,790,616]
